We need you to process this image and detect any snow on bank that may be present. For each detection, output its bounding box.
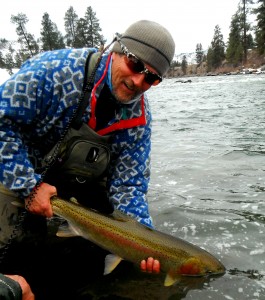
[0,69,11,84]
[0,69,20,84]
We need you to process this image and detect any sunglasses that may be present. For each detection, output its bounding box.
[117,40,162,86]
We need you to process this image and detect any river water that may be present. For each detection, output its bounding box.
[146,74,265,299]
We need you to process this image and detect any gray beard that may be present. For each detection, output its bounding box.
[111,89,143,104]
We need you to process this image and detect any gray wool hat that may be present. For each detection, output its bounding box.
[112,20,175,76]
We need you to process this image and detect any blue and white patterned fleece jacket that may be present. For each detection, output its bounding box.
[0,48,153,227]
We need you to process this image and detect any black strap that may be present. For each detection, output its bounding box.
[72,51,102,130]
[82,51,94,91]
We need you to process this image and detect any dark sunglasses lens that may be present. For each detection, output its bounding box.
[125,55,161,85]
[127,55,145,73]
[145,73,160,85]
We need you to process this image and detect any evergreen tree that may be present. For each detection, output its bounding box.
[226,12,244,66]
[171,60,180,68]
[0,38,9,50]
[85,6,105,47]
[0,51,5,68]
[0,40,14,70]
[10,13,39,60]
[226,2,254,66]
[0,38,9,68]
[254,0,265,55]
[207,25,225,70]
[73,18,87,48]
[181,55,187,75]
[64,6,79,47]
[239,0,254,62]
[206,47,214,72]
[195,43,204,65]
[74,6,105,48]
[4,44,16,74]
[40,12,65,51]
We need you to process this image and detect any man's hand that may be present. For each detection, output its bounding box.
[25,182,56,218]
[5,275,35,300]
[140,257,160,273]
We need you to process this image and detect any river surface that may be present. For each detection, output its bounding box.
[146,74,265,300]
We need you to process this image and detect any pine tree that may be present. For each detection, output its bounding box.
[226,2,254,66]
[10,13,39,59]
[239,0,254,62]
[74,6,105,48]
[226,12,244,66]
[40,12,65,51]
[73,18,87,48]
[0,38,9,50]
[206,47,214,72]
[85,6,104,47]
[207,25,225,70]
[64,6,79,47]
[195,43,204,65]
[181,55,187,75]
[237,0,253,63]
[254,0,265,55]
[0,38,9,68]
[4,44,16,74]
[0,51,5,68]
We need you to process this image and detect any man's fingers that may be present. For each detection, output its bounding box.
[140,257,161,273]
[146,257,154,272]
[140,259,147,272]
[152,259,160,273]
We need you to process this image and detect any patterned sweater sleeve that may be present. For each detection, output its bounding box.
[0,49,88,198]
[108,108,153,228]
[0,71,42,197]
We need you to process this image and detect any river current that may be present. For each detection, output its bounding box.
[146,74,265,299]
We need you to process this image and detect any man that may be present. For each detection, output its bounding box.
[0,20,175,297]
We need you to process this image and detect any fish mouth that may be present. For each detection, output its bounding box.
[204,265,227,277]
[206,269,226,277]
[182,268,226,278]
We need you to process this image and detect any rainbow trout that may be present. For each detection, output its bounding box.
[51,196,225,286]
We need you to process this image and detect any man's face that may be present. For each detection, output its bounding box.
[111,52,159,103]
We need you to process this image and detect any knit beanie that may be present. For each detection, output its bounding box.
[111,20,175,76]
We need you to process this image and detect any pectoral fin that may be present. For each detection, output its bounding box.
[164,272,181,287]
[111,210,131,222]
[11,201,24,208]
[56,222,81,238]
[103,254,123,275]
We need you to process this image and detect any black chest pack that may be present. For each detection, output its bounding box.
[42,51,111,185]
[43,123,111,185]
